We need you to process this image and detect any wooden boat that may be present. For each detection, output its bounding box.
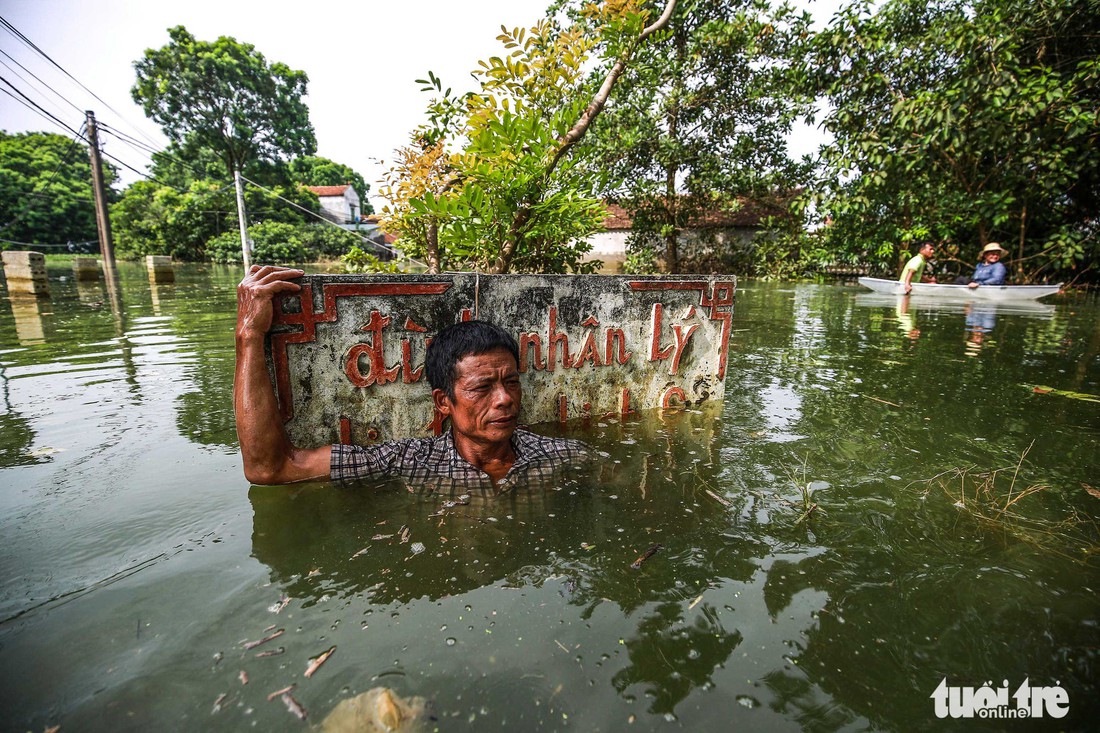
[857,277,1062,301]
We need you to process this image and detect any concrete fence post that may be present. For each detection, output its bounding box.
[1,251,50,297]
[145,255,175,284]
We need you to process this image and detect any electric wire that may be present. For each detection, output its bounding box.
[0,54,74,121]
[0,14,163,149]
[0,47,84,115]
[0,74,83,137]
[240,174,410,263]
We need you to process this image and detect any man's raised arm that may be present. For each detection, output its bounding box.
[234,266,331,484]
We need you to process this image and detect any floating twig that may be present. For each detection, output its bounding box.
[267,684,295,702]
[704,489,731,507]
[281,691,308,720]
[239,670,249,685]
[861,394,901,407]
[630,543,663,570]
[212,692,228,714]
[243,628,284,650]
[255,647,285,658]
[688,594,704,610]
[304,646,336,679]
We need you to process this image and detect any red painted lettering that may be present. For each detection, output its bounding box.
[519,332,545,373]
[669,323,699,375]
[572,330,604,368]
[649,303,674,362]
[605,328,631,365]
[401,339,424,384]
[548,307,571,371]
[344,310,400,387]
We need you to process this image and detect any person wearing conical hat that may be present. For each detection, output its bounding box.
[960,243,1007,288]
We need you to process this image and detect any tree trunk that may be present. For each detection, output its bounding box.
[426,220,440,274]
[491,0,678,274]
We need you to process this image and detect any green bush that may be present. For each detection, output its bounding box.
[206,221,367,264]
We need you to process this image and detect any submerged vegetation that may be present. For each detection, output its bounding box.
[915,445,1100,563]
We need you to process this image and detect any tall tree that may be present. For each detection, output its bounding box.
[381,0,676,274]
[287,156,374,215]
[0,130,117,247]
[580,0,813,272]
[131,26,316,179]
[806,0,1100,282]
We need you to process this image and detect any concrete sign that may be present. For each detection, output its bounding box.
[267,273,735,447]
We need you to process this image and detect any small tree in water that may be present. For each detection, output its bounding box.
[380,0,677,274]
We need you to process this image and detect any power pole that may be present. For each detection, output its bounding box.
[233,168,252,269]
[85,111,116,269]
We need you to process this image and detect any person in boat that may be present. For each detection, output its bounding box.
[900,242,937,294]
[234,265,591,489]
[955,242,1007,288]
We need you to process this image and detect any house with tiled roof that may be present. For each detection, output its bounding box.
[306,184,361,225]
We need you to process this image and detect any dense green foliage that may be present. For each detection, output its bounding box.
[110,179,320,261]
[804,0,1100,282]
[117,28,375,263]
[0,131,117,248]
[581,0,813,273]
[381,1,677,273]
[206,220,371,264]
[132,26,316,176]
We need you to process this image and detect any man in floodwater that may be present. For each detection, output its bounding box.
[234,265,591,489]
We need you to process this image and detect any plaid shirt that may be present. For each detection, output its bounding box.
[330,428,593,494]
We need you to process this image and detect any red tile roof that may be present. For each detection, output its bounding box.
[306,185,351,197]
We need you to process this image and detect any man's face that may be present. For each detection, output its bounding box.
[921,244,935,258]
[433,348,521,447]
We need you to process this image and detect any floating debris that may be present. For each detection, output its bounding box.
[399,526,410,544]
[704,489,731,507]
[688,594,704,610]
[269,596,291,614]
[255,647,285,658]
[239,670,249,685]
[351,547,369,559]
[371,534,394,541]
[305,646,337,679]
[212,692,228,714]
[319,686,430,733]
[1030,385,1100,402]
[267,684,296,701]
[409,542,426,556]
[243,629,284,650]
[282,691,308,721]
[630,543,663,570]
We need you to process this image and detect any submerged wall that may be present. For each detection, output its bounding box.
[266,273,735,447]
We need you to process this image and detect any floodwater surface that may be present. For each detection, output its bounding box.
[0,264,1097,732]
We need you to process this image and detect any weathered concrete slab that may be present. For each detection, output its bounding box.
[1,251,49,297]
[145,255,175,283]
[73,257,100,281]
[267,273,735,447]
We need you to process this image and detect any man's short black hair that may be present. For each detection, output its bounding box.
[426,320,520,398]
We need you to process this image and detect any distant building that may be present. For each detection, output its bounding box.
[306,185,361,225]
[585,197,790,272]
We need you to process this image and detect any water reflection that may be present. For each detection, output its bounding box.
[1,275,1097,732]
[6,294,47,345]
[247,407,762,719]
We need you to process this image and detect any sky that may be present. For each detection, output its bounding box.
[0,0,844,211]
